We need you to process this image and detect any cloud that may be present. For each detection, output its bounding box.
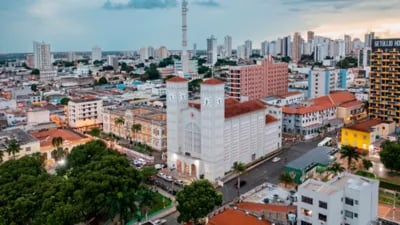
[193,0,220,7]
[103,0,178,10]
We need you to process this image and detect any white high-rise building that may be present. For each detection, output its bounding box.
[297,173,379,225]
[166,77,281,181]
[148,46,155,58]
[261,41,269,56]
[207,35,217,65]
[344,35,352,56]
[237,44,246,59]
[33,41,51,70]
[217,45,224,57]
[92,46,102,62]
[140,46,149,61]
[244,40,252,59]
[364,32,375,48]
[268,41,278,56]
[107,55,118,70]
[156,46,169,59]
[224,35,232,57]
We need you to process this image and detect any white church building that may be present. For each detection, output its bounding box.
[166,77,282,182]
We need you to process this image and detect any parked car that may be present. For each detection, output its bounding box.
[152,219,167,225]
[272,157,281,162]
[155,164,164,170]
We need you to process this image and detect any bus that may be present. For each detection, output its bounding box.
[318,137,333,147]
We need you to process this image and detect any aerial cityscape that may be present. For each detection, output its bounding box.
[1,0,400,225]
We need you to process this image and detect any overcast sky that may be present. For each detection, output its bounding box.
[1,0,400,53]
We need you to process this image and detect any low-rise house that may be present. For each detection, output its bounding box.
[340,119,396,152]
[0,128,40,162]
[285,146,337,184]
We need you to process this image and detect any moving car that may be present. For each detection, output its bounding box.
[272,157,281,162]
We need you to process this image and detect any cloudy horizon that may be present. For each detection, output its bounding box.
[1,0,400,53]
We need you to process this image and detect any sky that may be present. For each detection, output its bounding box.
[1,0,400,53]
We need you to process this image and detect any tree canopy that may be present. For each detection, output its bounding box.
[0,140,153,225]
[336,57,358,69]
[60,97,70,106]
[98,76,108,85]
[380,141,400,172]
[176,179,222,225]
[145,63,160,80]
[340,145,361,170]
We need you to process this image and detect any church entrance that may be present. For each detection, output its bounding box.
[183,162,190,176]
[191,164,197,178]
[176,160,182,174]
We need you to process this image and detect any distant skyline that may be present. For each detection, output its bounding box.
[1,0,400,53]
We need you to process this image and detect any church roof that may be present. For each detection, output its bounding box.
[167,76,188,82]
[202,78,224,85]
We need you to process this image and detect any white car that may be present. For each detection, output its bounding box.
[155,164,164,170]
[165,175,173,182]
[272,157,281,162]
[152,219,167,225]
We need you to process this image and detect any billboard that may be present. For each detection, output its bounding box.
[372,39,400,51]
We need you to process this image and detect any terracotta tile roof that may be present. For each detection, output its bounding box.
[237,202,296,213]
[31,129,86,147]
[265,115,279,124]
[339,100,363,108]
[167,76,188,82]
[329,91,356,106]
[225,98,240,106]
[282,96,334,115]
[202,78,224,85]
[347,119,382,132]
[225,100,266,119]
[207,209,271,225]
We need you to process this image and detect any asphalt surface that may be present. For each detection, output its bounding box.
[163,138,325,225]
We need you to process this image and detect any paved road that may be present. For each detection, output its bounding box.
[164,138,324,225]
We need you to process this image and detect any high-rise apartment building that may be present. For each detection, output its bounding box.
[107,55,118,70]
[344,35,352,56]
[156,46,169,59]
[364,32,375,48]
[26,54,35,69]
[224,35,232,58]
[297,173,379,225]
[33,41,51,70]
[369,38,400,123]
[92,46,102,62]
[307,31,314,43]
[244,40,252,59]
[140,46,149,61]
[237,45,246,59]
[227,56,288,101]
[358,47,371,68]
[261,41,269,56]
[281,36,292,57]
[207,35,217,65]
[292,32,303,63]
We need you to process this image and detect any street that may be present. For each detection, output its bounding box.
[164,138,323,225]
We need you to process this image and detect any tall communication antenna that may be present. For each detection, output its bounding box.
[181,0,189,75]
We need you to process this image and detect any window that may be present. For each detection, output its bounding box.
[363,135,367,140]
[318,213,327,222]
[25,147,31,152]
[345,197,354,206]
[355,200,358,205]
[301,196,313,204]
[319,201,328,209]
[301,221,312,225]
[354,213,358,218]
[345,210,353,218]
[301,208,312,216]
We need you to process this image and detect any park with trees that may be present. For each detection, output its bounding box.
[0,140,169,225]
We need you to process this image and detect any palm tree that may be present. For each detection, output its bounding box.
[51,147,67,161]
[114,117,125,138]
[362,159,373,171]
[131,123,142,144]
[340,145,361,171]
[232,161,245,196]
[6,139,21,159]
[51,136,63,148]
[279,172,293,188]
[327,162,345,176]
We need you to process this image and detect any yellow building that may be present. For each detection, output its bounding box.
[103,107,167,151]
[369,39,400,124]
[340,119,395,152]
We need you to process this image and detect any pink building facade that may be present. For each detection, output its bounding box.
[228,56,288,101]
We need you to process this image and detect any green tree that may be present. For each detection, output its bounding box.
[31,69,40,75]
[98,76,108,85]
[140,166,157,182]
[0,150,3,163]
[51,147,67,162]
[31,84,38,92]
[379,141,400,172]
[327,162,345,176]
[188,79,203,92]
[336,57,358,69]
[136,188,156,221]
[60,97,70,105]
[88,127,101,137]
[114,117,125,138]
[131,123,142,143]
[362,159,373,171]
[340,145,361,170]
[279,171,293,188]
[6,139,21,159]
[198,66,209,74]
[145,63,160,80]
[232,161,245,196]
[52,136,63,149]
[176,180,222,225]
